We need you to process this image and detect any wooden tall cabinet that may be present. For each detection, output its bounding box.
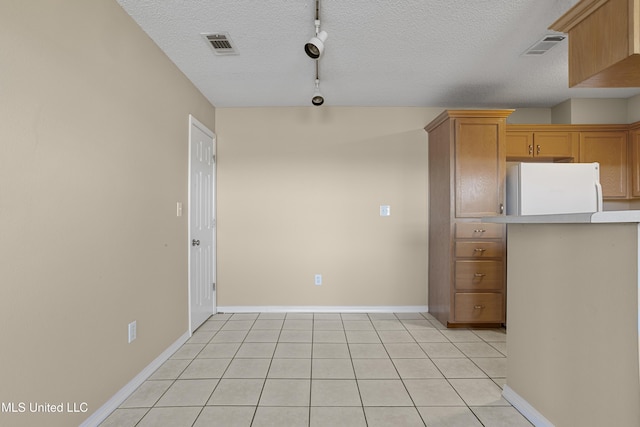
[426,110,512,327]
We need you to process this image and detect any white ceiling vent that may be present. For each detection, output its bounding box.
[522,34,566,56]
[202,32,238,55]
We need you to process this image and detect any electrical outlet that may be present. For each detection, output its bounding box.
[128,321,137,343]
[314,274,322,286]
[380,205,391,216]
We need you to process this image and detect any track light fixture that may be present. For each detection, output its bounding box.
[305,1,327,59]
[311,79,324,106]
[306,0,327,106]
[305,21,328,59]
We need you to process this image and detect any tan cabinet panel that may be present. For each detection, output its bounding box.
[455,261,504,290]
[579,131,628,198]
[506,132,533,157]
[455,241,503,258]
[534,132,579,159]
[631,129,640,198]
[455,222,504,239]
[454,293,504,323]
[455,118,505,217]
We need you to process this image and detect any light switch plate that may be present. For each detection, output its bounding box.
[128,321,137,343]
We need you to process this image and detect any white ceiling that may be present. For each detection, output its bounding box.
[116,0,640,108]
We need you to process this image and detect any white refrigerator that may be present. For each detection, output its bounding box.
[506,162,603,216]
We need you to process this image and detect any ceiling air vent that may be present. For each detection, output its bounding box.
[522,34,566,56]
[202,32,238,55]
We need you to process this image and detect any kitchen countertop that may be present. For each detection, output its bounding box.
[482,210,640,224]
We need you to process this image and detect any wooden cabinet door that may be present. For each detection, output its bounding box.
[455,118,505,217]
[579,131,628,198]
[506,132,533,158]
[534,132,578,159]
[631,130,640,197]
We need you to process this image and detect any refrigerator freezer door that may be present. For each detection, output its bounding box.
[506,163,602,216]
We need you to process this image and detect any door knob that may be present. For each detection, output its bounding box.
[192,239,200,246]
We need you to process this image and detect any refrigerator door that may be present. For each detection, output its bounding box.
[506,162,602,215]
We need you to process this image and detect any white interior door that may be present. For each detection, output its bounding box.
[188,115,216,334]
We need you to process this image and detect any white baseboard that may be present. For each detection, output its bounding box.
[80,331,190,427]
[217,305,429,313]
[502,385,555,427]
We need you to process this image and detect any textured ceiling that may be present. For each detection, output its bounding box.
[116,0,640,108]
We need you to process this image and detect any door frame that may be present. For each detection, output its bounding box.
[187,114,217,335]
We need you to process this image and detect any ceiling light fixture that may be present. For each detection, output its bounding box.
[304,0,327,59]
[311,62,324,106]
[312,79,324,106]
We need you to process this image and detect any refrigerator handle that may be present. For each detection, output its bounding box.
[594,182,603,212]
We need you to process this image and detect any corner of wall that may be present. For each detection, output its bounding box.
[627,94,640,123]
[551,99,572,124]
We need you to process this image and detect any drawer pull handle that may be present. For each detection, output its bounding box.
[473,229,486,233]
[474,273,486,277]
[474,305,485,309]
[473,248,486,252]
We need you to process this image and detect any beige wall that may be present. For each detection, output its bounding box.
[551,99,573,124]
[629,94,640,123]
[215,107,439,308]
[507,108,552,124]
[0,1,215,426]
[506,223,640,426]
[551,98,633,124]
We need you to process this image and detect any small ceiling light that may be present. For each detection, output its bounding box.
[311,79,324,106]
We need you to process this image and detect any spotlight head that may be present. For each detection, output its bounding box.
[312,93,324,106]
[304,30,328,59]
[311,79,324,106]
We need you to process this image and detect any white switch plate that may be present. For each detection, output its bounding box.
[380,205,391,216]
[314,274,322,286]
[128,321,137,343]
[176,202,183,217]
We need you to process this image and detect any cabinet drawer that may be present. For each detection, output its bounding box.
[455,222,503,239]
[455,261,503,290]
[455,241,503,258]
[454,293,504,323]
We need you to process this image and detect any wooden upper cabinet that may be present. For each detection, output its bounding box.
[534,132,579,158]
[631,126,640,197]
[506,132,534,158]
[579,131,629,198]
[455,118,506,217]
[550,0,640,87]
[506,130,578,160]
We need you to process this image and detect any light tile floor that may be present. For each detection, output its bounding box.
[100,312,532,427]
